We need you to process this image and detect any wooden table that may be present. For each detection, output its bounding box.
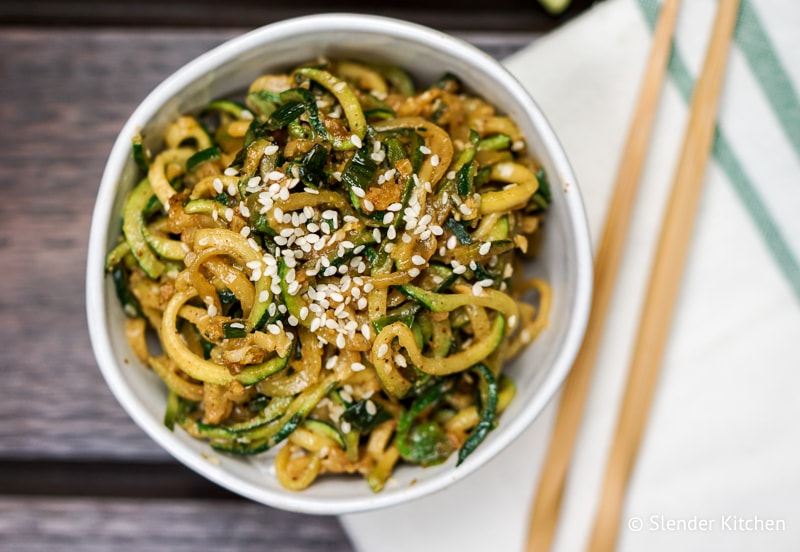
[0,6,586,548]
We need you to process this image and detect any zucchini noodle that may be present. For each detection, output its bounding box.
[107,58,552,492]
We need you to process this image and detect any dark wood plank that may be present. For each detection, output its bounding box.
[0,460,237,499]
[0,29,534,462]
[0,497,352,552]
[0,29,240,461]
[0,0,596,31]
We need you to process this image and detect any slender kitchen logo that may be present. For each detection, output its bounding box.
[627,515,786,533]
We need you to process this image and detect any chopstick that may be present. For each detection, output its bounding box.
[525,1,682,550]
[587,1,741,551]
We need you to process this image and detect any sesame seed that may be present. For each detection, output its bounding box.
[499,163,514,178]
[310,318,322,332]
[469,260,478,270]
[350,134,362,148]
[509,315,517,327]
[351,362,366,372]
[408,268,420,278]
[259,291,270,302]
[472,283,484,296]
[361,324,371,339]
[453,264,467,275]
[372,228,382,243]
[431,225,444,236]
[224,167,238,176]
[326,355,338,369]
[430,154,440,167]
[212,178,224,194]
[419,145,431,154]
[268,171,284,181]
[479,242,491,255]
[459,204,472,216]
[478,278,494,287]
[267,324,280,335]
[394,354,407,367]
[363,282,374,292]
[357,297,368,310]
[340,420,352,433]
[288,315,299,326]
[207,304,218,317]
[334,81,347,93]
[336,334,346,348]
[387,226,397,240]
[411,255,426,266]
[362,199,374,212]
[287,281,300,295]
[224,208,234,221]
[299,306,309,320]
[365,400,377,416]
[227,183,237,196]
[323,266,337,277]
[382,212,394,225]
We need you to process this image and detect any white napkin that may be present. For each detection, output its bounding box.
[342,0,800,550]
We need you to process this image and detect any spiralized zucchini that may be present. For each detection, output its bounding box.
[107,58,552,492]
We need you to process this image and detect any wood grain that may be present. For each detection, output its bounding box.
[0,29,238,461]
[0,0,595,31]
[0,497,352,552]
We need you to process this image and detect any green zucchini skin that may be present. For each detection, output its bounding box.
[456,363,498,466]
[122,178,164,279]
[302,419,346,448]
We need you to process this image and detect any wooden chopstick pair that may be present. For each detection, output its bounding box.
[526,1,741,551]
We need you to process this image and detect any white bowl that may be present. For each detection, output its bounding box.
[86,13,592,515]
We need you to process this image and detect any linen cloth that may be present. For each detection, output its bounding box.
[342,0,800,549]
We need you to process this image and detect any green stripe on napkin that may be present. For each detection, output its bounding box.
[637,0,800,302]
[736,0,800,159]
